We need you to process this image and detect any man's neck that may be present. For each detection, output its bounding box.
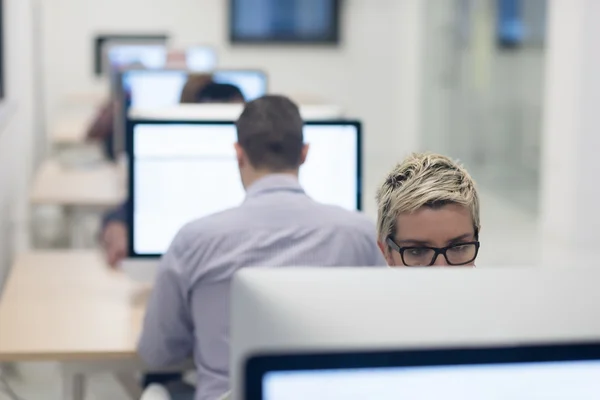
[244,169,299,189]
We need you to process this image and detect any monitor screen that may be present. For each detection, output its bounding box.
[107,44,167,71]
[186,46,218,71]
[94,34,169,75]
[123,69,267,109]
[213,70,267,101]
[124,70,188,109]
[264,361,600,399]
[230,0,340,44]
[246,344,600,400]
[129,121,360,256]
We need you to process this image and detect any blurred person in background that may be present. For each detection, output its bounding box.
[376,153,481,267]
[100,74,245,267]
[93,58,245,393]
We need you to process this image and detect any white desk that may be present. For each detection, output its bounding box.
[50,108,99,146]
[30,159,125,208]
[0,251,147,400]
[129,103,344,121]
[30,160,126,247]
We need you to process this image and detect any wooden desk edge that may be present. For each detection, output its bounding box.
[0,350,139,363]
[29,197,124,208]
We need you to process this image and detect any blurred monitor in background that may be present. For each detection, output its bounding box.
[213,70,267,102]
[496,0,524,48]
[122,69,266,109]
[95,33,169,75]
[230,0,341,44]
[186,45,218,71]
[105,45,217,73]
[124,70,190,109]
[106,44,167,72]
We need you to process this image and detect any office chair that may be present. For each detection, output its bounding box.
[140,384,170,400]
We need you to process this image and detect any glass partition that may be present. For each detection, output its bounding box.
[420,0,547,213]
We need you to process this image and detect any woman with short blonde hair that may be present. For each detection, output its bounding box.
[376,153,480,267]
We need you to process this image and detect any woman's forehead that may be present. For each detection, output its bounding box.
[395,204,475,241]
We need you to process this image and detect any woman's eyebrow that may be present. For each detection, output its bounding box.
[396,233,474,247]
[447,233,475,244]
[396,239,432,246]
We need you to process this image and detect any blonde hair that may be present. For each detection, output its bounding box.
[376,152,480,243]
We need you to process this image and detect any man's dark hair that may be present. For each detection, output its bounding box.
[196,82,245,103]
[236,95,304,171]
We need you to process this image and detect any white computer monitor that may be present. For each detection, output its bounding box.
[105,44,217,74]
[213,70,268,101]
[122,69,267,109]
[186,46,218,72]
[127,120,361,257]
[246,344,600,400]
[106,44,168,71]
[123,69,188,109]
[230,267,600,400]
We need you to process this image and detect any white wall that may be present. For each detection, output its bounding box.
[540,0,600,251]
[0,0,37,290]
[40,0,424,217]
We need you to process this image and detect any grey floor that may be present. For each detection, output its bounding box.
[1,362,130,400]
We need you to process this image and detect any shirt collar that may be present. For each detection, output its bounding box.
[245,174,305,199]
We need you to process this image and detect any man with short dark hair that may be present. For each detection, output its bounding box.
[234,95,307,185]
[138,95,386,400]
[235,94,304,171]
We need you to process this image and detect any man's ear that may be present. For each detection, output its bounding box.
[299,144,309,166]
[234,142,245,168]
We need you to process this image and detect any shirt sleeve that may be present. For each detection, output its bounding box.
[372,244,389,266]
[138,245,194,367]
[102,201,128,228]
[361,220,388,267]
[86,101,114,140]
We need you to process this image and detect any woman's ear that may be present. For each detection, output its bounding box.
[377,241,393,266]
[377,240,385,254]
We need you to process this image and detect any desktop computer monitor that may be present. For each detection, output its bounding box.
[245,343,600,399]
[122,69,268,109]
[106,44,167,71]
[107,44,217,73]
[213,70,268,101]
[115,69,269,161]
[127,120,361,257]
[186,46,218,71]
[123,69,188,109]
[230,267,600,400]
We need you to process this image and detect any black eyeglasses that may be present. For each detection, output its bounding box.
[386,236,480,267]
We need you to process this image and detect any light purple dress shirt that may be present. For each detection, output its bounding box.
[138,174,387,400]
